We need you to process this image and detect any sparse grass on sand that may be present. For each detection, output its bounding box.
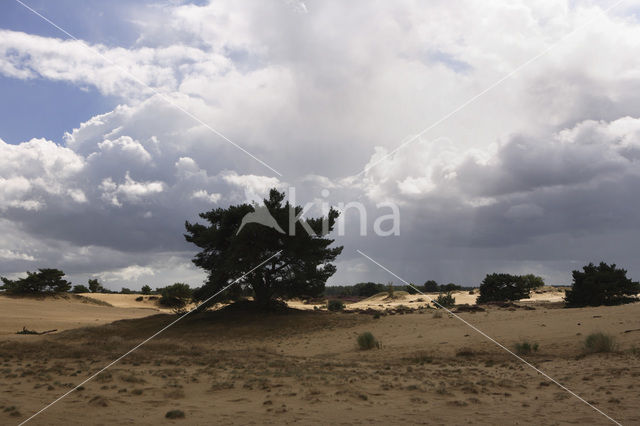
[1,297,640,425]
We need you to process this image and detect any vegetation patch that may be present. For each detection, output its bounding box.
[514,341,539,355]
[565,262,639,307]
[434,292,456,309]
[357,332,380,350]
[583,332,617,354]
[165,409,185,419]
[327,299,345,312]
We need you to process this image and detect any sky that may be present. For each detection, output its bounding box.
[1,0,640,290]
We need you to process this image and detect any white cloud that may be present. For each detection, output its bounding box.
[100,172,164,206]
[0,249,35,261]
[95,264,155,283]
[191,189,222,203]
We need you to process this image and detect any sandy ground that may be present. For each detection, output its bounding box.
[0,293,639,425]
[0,295,155,340]
[287,287,568,311]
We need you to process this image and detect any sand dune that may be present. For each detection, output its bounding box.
[1,293,639,424]
[0,294,154,339]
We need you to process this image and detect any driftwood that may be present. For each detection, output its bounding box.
[16,326,57,335]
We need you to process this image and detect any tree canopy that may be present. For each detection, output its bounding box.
[476,273,530,303]
[88,278,104,293]
[185,189,343,308]
[565,262,639,306]
[1,268,72,294]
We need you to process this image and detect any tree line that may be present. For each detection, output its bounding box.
[1,188,638,309]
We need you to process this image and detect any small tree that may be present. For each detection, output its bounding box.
[159,283,192,308]
[521,274,545,291]
[565,262,639,307]
[72,284,90,293]
[423,280,439,292]
[477,273,529,303]
[88,278,104,293]
[141,285,152,295]
[1,269,71,294]
[120,287,132,294]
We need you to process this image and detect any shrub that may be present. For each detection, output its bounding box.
[455,347,474,357]
[141,285,151,295]
[476,273,529,303]
[72,284,90,293]
[434,292,455,309]
[405,284,419,295]
[165,409,185,419]
[327,299,345,311]
[158,283,192,308]
[386,282,394,298]
[353,282,387,297]
[583,332,617,354]
[120,287,132,294]
[357,332,379,350]
[514,341,539,355]
[565,262,639,307]
[1,269,71,294]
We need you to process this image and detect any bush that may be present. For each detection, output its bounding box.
[386,282,394,298]
[476,273,529,303]
[423,280,439,292]
[158,283,192,308]
[584,332,617,354]
[514,341,539,355]
[1,269,71,294]
[405,284,419,295]
[72,284,90,293]
[434,292,455,309]
[357,332,379,350]
[141,285,151,295]
[565,262,639,307]
[165,409,185,419]
[120,287,133,294]
[327,299,345,311]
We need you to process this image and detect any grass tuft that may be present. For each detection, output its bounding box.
[583,332,617,354]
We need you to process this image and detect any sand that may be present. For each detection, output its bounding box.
[0,293,639,425]
[0,294,154,340]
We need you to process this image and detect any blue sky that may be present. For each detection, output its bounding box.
[0,75,116,144]
[0,0,139,145]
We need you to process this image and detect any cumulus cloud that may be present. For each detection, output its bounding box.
[2,1,640,288]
